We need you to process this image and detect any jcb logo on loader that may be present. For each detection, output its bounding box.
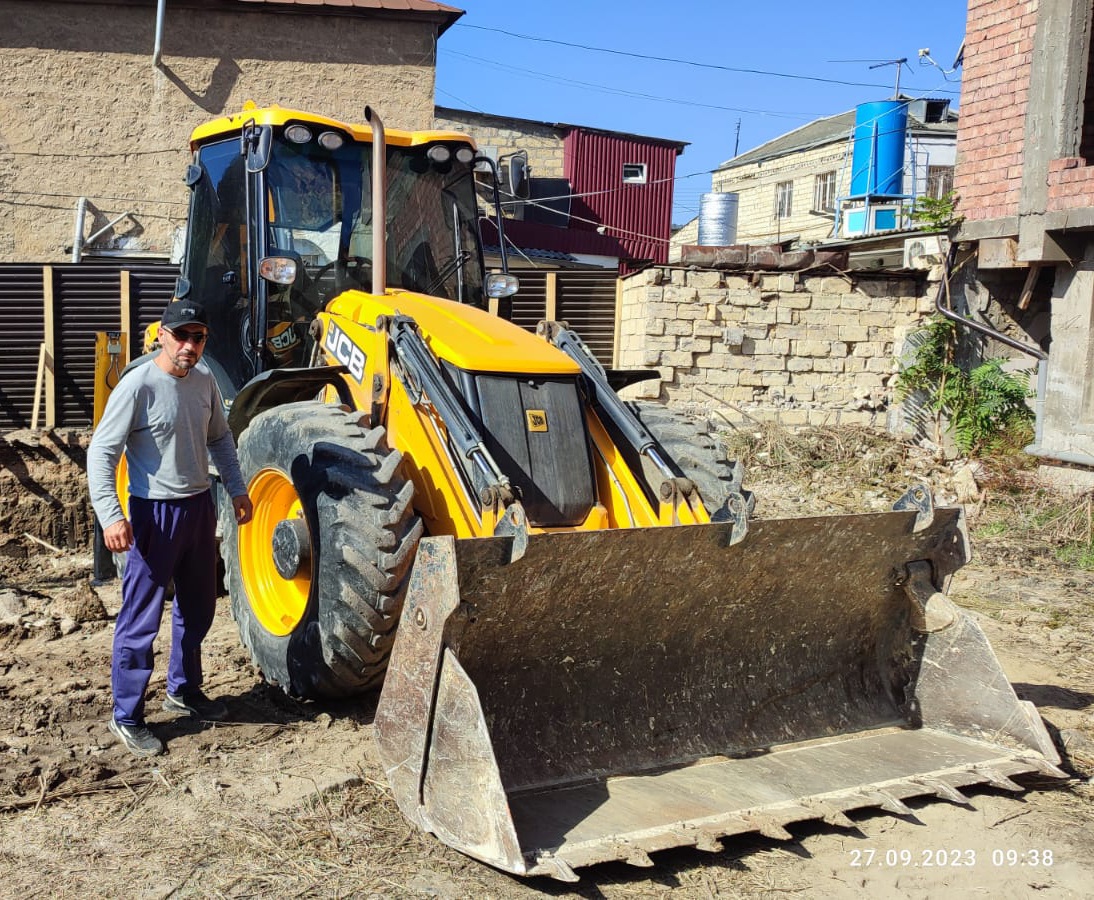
[526,410,548,432]
[324,322,366,382]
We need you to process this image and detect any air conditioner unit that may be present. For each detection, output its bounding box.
[903,234,945,269]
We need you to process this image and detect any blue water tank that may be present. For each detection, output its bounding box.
[850,100,908,196]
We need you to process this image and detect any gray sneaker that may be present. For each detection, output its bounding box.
[163,690,228,721]
[108,718,165,757]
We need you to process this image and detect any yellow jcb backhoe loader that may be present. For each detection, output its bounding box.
[95,103,1064,881]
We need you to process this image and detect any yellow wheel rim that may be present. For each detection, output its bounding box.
[240,467,311,636]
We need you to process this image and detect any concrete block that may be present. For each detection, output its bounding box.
[812,358,846,372]
[679,336,712,353]
[662,350,696,367]
[794,340,832,357]
[727,291,762,308]
[778,274,798,292]
[694,320,724,337]
[665,319,694,336]
[761,371,791,386]
[787,357,813,372]
[722,326,745,348]
[838,325,870,342]
[677,304,708,320]
[643,350,662,366]
[670,268,687,285]
[665,285,700,303]
[695,351,732,369]
[744,307,777,325]
[776,306,795,324]
[811,293,841,310]
[840,293,871,311]
[686,270,723,288]
[779,292,813,309]
[777,409,810,426]
[644,317,666,336]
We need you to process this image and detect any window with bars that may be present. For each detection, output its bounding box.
[775,180,793,218]
[926,165,955,199]
[813,171,837,211]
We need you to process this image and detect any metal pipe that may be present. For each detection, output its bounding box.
[153,0,166,67]
[364,106,387,295]
[72,197,87,263]
[935,244,1046,361]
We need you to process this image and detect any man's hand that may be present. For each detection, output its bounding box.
[233,494,254,526]
[103,519,134,553]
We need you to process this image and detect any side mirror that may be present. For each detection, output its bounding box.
[508,153,529,200]
[259,255,298,285]
[486,273,519,298]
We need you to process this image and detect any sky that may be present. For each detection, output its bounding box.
[434,1,969,225]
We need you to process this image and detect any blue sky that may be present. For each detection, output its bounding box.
[434,1,968,225]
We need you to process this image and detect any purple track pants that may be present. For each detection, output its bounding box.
[112,491,217,726]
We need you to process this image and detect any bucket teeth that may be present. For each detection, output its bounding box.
[914,777,972,806]
[1019,756,1070,780]
[695,832,724,853]
[538,855,579,883]
[744,814,795,842]
[625,848,655,868]
[976,767,1025,792]
[861,790,915,817]
[805,801,858,830]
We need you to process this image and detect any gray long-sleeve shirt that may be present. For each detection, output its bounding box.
[87,359,247,529]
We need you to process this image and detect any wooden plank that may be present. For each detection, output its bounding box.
[30,343,46,431]
[612,277,623,368]
[545,271,558,321]
[42,266,56,430]
[120,269,133,349]
[1017,262,1042,310]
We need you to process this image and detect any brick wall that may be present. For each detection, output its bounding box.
[616,266,933,428]
[1,1,440,261]
[953,0,1036,224]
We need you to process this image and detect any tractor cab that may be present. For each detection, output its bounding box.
[177,105,512,400]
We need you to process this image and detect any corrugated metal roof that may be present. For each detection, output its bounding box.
[719,102,958,171]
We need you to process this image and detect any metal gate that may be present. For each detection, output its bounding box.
[0,262,178,430]
[0,264,620,431]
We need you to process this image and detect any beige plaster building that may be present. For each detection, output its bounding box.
[1,0,461,261]
[710,99,957,246]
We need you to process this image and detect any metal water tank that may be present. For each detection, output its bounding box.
[850,100,908,196]
[698,192,739,245]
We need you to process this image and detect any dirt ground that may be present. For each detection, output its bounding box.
[0,426,1092,899]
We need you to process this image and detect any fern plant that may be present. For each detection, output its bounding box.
[896,315,1034,455]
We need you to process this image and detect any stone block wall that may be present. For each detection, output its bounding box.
[1,1,441,261]
[617,266,933,428]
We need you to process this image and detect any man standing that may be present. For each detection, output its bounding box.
[88,301,253,757]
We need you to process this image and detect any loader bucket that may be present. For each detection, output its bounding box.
[374,505,1064,881]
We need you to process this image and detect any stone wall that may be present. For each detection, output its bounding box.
[1,1,441,261]
[616,266,934,428]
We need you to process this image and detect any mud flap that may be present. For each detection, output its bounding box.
[374,507,1064,880]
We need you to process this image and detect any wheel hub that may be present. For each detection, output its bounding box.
[272,518,310,579]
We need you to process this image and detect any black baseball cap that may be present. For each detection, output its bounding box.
[161,301,209,331]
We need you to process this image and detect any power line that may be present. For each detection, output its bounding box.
[452,24,960,96]
[441,50,818,120]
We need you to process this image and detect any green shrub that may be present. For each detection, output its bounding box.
[897,315,1034,455]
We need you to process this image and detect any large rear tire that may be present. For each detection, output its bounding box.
[221,402,422,699]
[626,401,754,520]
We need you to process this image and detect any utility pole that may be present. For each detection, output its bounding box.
[733,119,741,157]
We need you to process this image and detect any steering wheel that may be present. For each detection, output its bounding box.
[309,256,372,303]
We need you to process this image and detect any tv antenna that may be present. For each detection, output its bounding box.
[869,58,909,98]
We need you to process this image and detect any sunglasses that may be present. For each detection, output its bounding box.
[167,328,209,345]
